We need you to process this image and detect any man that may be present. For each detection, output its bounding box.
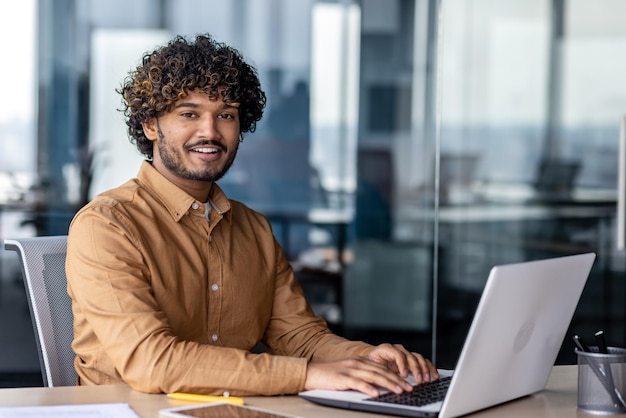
[66,33,437,396]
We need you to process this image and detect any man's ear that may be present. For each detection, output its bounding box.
[142,119,158,141]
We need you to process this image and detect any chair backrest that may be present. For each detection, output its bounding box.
[4,236,75,387]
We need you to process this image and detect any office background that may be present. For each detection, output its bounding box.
[0,0,625,387]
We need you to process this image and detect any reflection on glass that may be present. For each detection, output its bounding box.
[435,0,626,368]
[310,2,360,208]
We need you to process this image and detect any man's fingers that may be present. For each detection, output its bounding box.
[305,358,413,396]
[366,343,439,385]
[343,358,412,394]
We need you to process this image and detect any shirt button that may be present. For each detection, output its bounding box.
[212,334,218,342]
[211,284,219,291]
[209,235,213,242]
[191,202,199,210]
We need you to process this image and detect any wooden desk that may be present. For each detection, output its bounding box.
[0,365,620,417]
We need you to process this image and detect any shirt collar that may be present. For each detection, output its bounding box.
[136,161,232,223]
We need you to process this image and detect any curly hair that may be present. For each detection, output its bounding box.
[118,34,267,159]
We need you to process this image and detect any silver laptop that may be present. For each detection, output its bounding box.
[300,252,596,418]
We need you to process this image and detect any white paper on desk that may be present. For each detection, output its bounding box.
[0,402,139,417]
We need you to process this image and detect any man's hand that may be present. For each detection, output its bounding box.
[364,343,438,385]
[304,344,438,398]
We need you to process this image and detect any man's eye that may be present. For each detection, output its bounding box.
[219,113,235,119]
[180,112,197,118]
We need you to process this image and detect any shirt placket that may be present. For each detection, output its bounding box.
[205,203,223,346]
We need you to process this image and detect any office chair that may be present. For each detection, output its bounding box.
[4,235,76,387]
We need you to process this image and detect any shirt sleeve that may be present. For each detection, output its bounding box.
[66,206,310,396]
[262,237,374,361]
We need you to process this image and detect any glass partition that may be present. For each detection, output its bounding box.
[434,0,626,368]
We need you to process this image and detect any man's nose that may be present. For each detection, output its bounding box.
[198,116,221,138]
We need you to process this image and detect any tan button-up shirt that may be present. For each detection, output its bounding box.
[66,161,372,395]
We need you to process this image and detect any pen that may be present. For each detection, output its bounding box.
[595,330,609,354]
[595,331,626,409]
[572,335,590,353]
[167,392,245,405]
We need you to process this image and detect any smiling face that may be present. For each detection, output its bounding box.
[142,89,241,201]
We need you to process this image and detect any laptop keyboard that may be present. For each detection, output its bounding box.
[367,376,452,407]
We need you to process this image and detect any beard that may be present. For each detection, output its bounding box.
[156,126,238,183]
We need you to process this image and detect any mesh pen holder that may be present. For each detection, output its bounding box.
[577,346,626,415]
